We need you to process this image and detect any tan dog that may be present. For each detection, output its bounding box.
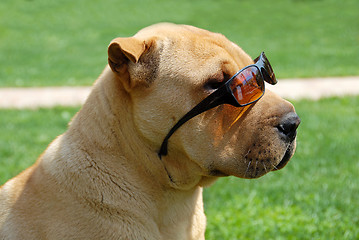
[0,23,300,239]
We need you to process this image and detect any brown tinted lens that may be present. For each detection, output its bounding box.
[229,67,264,105]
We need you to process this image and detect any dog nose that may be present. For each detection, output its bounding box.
[277,112,301,141]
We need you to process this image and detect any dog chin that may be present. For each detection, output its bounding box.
[239,139,297,179]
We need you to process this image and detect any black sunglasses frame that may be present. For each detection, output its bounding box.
[158,52,277,157]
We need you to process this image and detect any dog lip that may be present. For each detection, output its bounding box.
[274,142,294,171]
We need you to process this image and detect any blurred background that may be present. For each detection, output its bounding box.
[0,0,358,239]
[1,0,358,86]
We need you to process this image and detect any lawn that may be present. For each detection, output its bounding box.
[0,96,358,239]
[1,0,358,87]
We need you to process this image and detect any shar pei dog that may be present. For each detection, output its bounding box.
[0,23,300,239]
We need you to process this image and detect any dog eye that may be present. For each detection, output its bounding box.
[205,79,224,90]
[204,73,230,90]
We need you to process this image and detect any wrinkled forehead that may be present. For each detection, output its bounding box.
[137,23,253,72]
[135,23,253,82]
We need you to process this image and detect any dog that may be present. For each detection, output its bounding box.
[0,23,300,239]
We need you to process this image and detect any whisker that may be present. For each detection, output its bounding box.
[262,162,268,173]
[271,163,278,170]
[245,160,252,177]
[254,160,259,177]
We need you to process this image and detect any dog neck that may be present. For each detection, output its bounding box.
[62,67,169,184]
[47,67,203,195]
[34,68,207,235]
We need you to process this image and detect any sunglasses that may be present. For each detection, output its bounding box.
[158,52,277,157]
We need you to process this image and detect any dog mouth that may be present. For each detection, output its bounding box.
[273,141,295,171]
[243,139,296,179]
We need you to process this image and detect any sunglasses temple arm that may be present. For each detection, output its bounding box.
[158,89,227,157]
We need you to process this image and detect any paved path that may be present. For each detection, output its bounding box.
[266,76,359,101]
[0,77,358,109]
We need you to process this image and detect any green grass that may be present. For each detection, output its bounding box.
[0,107,79,181]
[0,0,358,87]
[0,96,358,239]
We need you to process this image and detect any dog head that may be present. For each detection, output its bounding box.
[107,23,300,187]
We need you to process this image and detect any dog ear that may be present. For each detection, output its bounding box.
[108,37,146,79]
[108,37,159,91]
